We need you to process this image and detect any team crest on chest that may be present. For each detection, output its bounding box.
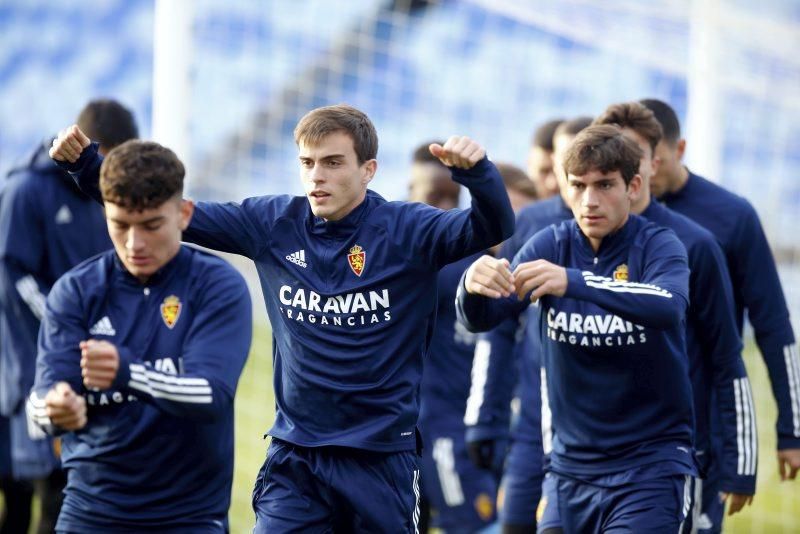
[347,245,366,277]
[613,263,628,282]
[160,295,182,329]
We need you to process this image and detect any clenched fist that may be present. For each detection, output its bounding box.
[429,136,486,170]
[45,382,87,431]
[464,255,515,299]
[49,124,91,163]
[80,339,120,390]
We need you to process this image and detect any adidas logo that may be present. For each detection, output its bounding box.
[55,205,72,224]
[89,316,116,336]
[285,249,307,268]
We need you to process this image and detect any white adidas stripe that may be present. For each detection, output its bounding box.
[734,377,758,476]
[130,364,210,386]
[541,367,553,455]
[583,272,668,289]
[26,392,52,427]
[584,280,673,298]
[15,275,46,320]
[433,438,465,507]
[582,272,673,298]
[464,339,491,426]
[412,469,420,534]
[130,373,212,395]
[128,380,212,404]
[743,378,758,475]
[128,364,213,403]
[785,345,800,437]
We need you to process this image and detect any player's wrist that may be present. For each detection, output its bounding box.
[111,346,134,391]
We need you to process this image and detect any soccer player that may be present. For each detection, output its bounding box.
[412,142,500,533]
[27,140,252,531]
[641,98,800,529]
[532,102,757,531]
[526,119,564,199]
[465,117,589,534]
[458,125,696,532]
[0,98,137,532]
[49,104,515,531]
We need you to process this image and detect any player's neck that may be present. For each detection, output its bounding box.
[668,166,690,194]
[630,190,651,215]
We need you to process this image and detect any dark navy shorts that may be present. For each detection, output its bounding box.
[252,438,421,533]
[538,471,691,533]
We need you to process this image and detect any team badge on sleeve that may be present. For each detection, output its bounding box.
[347,245,366,277]
[613,263,628,281]
[160,295,182,329]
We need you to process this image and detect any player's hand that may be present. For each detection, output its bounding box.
[513,259,567,302]
[429,136,486,170]
[49,124,91,163]
[720,492,753,516]
[464,255,514,298]
[777,448,800,481]
[80,339,120,390]
[44,382,87,431]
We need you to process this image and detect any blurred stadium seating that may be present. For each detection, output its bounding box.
[1,1,799,532]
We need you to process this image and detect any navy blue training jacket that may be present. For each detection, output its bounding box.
[662,171,800,450]
[58,143,515,452]
[28,247,251,531]
[458,215,697,478]
[0,141,111,416]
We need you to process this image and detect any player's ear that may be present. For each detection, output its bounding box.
[361,159,377,185]
[179,198,194,230]
[627,174,642,200]
[676,139,687,160]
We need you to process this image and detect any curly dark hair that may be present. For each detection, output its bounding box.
[100,140,184,210]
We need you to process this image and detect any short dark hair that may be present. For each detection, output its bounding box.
[639,98,681,144]
[100,140,184,211]
[77,99,139,151]
[496,162,538,199]
[412,141,446,166]
[563,124,643,186]
[532,119,564,151]
[294,104,378,164]
[593,102,663,154]
[555,116,594,139]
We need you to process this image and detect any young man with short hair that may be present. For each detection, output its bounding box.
[0,98,138,532]
[641,98,800,530]
[464,117,590,534]
[50,103,515,531]
[458,125,696,532]
[28,140,252,532]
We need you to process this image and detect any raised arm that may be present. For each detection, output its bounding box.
[391,137,514,269]
[49,125,274,258]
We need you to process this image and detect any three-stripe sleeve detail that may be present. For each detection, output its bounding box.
[129,363,213,404]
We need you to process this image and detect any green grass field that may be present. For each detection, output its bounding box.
[228,325,800,533]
